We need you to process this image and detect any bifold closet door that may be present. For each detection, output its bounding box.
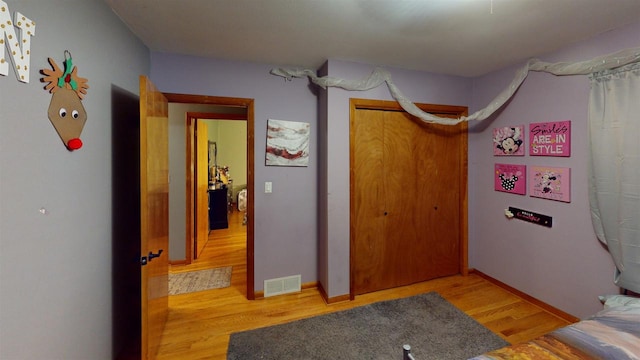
[352,108,461,295]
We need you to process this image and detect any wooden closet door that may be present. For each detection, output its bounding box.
[381,110,420,286]
[401,112,462,281]
[352,109,391,293]
[352,104,465,295]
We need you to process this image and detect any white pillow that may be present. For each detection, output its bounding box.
[599,294,640,309]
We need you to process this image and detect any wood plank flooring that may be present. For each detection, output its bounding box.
[157,210,573,359]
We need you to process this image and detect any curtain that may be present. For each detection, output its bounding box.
[588,62,640,293]
[271,47,640,125]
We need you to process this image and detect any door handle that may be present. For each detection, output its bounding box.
[148,249,163,262]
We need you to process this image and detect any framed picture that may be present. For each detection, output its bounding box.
[493,125,525,156]
[530,166,571,202]
[208,141,217,169]
[494,163,526,195]
[529,120,571,156]
[265,119,310,167]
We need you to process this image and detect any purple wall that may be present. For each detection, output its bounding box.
[1,1,149,357]
[322,60,472,297]
[150,54,318,291]
[469,21,640,318]
[151,21,639,314]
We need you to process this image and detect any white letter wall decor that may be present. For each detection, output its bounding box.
[0,1,35,83]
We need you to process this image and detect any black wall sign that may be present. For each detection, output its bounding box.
[509,207,553,228]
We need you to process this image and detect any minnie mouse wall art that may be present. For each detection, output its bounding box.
[40,51,89,151]
[530,166,571,202]
[495,163,526,195]
[493,125,524,156]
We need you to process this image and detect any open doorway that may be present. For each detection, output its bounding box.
[191,115,247,259]
[166,93,255,299]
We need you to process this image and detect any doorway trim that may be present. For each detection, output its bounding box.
[165,93,255,300]
[348,98,468,299]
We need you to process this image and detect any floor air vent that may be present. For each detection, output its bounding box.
[264,275,301,297]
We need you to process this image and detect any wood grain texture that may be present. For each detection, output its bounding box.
[352,109,387,293]
[156,210,574,360]
[195,120,209,259]
[184,117,195,265]
[350,100,468,295]
[139,76,169,360]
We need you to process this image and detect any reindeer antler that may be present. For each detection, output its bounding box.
[41,57,64,94]
[70,66,89,100]
[40,52,89,99]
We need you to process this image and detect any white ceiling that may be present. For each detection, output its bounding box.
[105,0,640,77]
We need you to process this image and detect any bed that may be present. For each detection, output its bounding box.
[469,295,640,360]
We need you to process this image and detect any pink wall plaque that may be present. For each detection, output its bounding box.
[494,163,526,195]
[529,120,571,156]
[493,125,525,156]
[530,166,571,202]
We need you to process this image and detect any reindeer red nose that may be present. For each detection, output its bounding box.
[67,138,83,151]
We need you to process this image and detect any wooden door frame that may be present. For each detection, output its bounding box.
[349,98,468,299]
[165,93,256,300]
[191,117,209,260]
[188,113,247,260]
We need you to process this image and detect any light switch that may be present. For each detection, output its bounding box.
[265,181,272,193]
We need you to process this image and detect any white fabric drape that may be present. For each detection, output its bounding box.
[271,47,640,125]
[588,62,640,293]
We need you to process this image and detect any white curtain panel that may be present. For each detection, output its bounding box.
[589,62,640,293]
[271,47,640,125]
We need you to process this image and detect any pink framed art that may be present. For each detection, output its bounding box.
[530,166,571,202]
[494,163,526,195]
[493,125,524,156]
[529,120,571,156]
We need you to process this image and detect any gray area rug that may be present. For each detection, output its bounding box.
[169,266,232,295]
[227,292,508,360]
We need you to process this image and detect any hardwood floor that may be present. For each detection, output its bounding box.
[157,210,573,359]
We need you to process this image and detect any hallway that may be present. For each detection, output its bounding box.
[170,209,247,285]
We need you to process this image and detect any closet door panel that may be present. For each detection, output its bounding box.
[383,110,419,286]
[413,120,462,279]
[351,101,467,296]
[352,109,390,294]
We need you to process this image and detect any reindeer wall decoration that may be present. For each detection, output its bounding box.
[40,51,89,151]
